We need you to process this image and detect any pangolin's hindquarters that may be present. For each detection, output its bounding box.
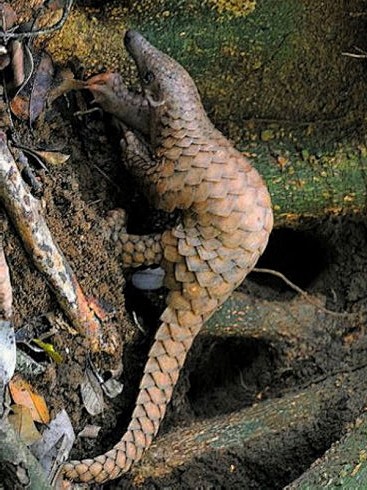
[62,308,203,483]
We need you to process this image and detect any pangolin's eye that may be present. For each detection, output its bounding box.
[142,71,155,85]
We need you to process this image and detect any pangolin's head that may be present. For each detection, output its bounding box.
[124,30,201,110]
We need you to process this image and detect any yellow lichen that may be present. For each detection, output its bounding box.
[206,0,256,17]
[45,5,131,74]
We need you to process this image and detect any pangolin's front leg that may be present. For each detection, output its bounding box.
[86,73,150,136]
[106,208,163,268]
[106,129,165,268]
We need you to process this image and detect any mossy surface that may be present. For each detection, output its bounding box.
[45,0,367,221]
[247,139,367,222]
[290,413,367,489]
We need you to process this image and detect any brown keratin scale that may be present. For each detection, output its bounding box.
[62,29,273,483]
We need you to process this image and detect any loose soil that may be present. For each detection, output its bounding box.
[4,0,367,489]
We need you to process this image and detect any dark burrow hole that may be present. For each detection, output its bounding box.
[187,336,275,418]
[124,226,330,317]
[249,227,328,293]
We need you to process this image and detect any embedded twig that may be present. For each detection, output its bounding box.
[0,215,12,320]
[0,214,15,389]
[132,310,146,335]
[92,162,121,190]
[0,0,74,42]
[349,12,367,18]
[0,131,109,352]
[342,46,367,58]
[15,150,44,195]
[238,370,252,393]
[0,72,14,131]
[252,267,352,318]
[341,52,367,59]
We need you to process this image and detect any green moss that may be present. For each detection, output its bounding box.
[206,0,256,18]
[294,414,367,488]
[249,139,367,222]
[128,0,300,76]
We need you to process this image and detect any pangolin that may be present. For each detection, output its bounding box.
[62,30,273,483]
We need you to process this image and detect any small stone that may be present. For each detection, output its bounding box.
[260,129,275,142]
[301,149,309,161]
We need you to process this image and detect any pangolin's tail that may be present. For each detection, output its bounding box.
[62,306,204,483]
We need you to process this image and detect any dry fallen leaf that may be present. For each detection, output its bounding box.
[0,237,15,388]
[0,50,10,71]
[30,149,70,167]
[9,43,34,99]
[16,349,46,377]
[78,424,101,439]
[9,373,50,424]
[9,94,29,120]
[30,409,75,482]
[0,244,13,319]
[0,320,16,387]
[1,3,17,30]
[10,40,25,89]
[101,377,124,399]
[30,52,54,125]
[80,366,104,416]
[8,404,42,446]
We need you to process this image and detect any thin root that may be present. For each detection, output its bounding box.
[252,267,353,319]
[0,0,74,42]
